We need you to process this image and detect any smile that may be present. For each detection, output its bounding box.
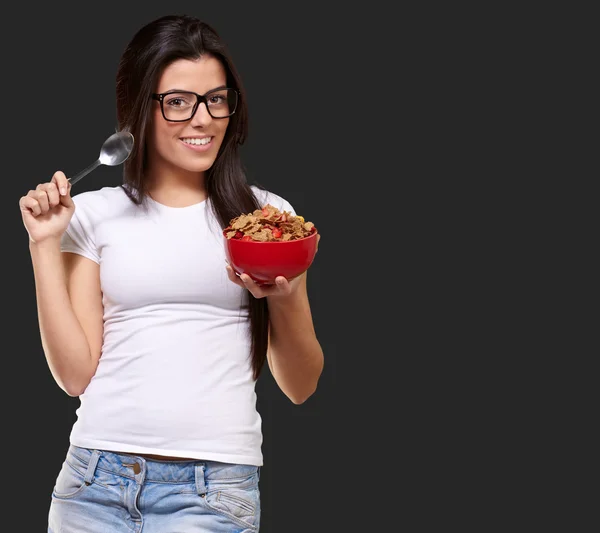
[181,137,213,146]
[179,137,214,152]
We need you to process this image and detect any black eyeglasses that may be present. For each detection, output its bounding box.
[152,88,239,121]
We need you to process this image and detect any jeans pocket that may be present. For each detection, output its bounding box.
[204,485,260,530]
[202,464,260,530]
[52,460,89,500]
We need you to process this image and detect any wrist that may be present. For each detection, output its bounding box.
[29,236,62,252]
[267,288,303,310]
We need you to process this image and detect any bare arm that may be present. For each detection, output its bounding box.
[30,239,104,396]
[266,272,324,404]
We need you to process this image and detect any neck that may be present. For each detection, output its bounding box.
[145,162,207,208]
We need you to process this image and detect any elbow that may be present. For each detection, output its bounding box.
[289,395,307,405]
[290,358,324,404]
[289,384,318,405]
[53,357,97,397]
[63,383,86,397]
[290,396,309,405]
[289,394,305,405]
[60,376,91,397]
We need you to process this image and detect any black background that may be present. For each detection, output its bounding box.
[2,5,591,533]
[0,3,382,532]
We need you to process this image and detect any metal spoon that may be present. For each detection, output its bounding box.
[68,130,134,186]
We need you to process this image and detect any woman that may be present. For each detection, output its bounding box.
[19,14,323,533]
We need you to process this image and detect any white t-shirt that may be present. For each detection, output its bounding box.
[59,184,296,466]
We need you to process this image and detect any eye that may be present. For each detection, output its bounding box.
[165,95,193,107]
[208,94,226,105]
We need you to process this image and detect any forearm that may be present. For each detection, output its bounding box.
[29,239,95,395]
[267,291,324,404]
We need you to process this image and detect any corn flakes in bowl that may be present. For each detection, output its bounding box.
[223,204,318,284]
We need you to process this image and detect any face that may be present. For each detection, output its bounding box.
[147,55,231,176]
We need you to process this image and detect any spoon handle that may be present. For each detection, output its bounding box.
[68,159,102,186]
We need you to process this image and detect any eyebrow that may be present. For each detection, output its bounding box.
[162,85,228,94]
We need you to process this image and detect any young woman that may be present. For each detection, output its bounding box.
[19,14,323,533]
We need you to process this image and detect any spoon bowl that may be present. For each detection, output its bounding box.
[99,131,135,166]
[69,131,134,186]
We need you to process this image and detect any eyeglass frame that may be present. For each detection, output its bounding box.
[151,87,239,121]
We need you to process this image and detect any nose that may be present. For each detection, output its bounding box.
[190,102,212,126]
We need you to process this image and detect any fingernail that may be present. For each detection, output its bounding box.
[276,278,284,285]
[60,187,66,195]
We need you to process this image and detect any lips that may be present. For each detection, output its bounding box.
[180,136,213,145]
[179,137,214,152]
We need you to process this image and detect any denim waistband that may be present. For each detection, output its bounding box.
[67,445,258,486]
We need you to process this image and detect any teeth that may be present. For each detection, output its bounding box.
[182,137,212,146]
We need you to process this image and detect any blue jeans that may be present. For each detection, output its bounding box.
[48,445,261,532]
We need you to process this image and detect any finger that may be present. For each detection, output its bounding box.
[274,276,293,294]
[243,275,288,298]
[225,265,245,287]
[51,171,70,197]
[19,195,42,216]
[240,274,256,287]
[59,185,74,209]
[240,274,265,297]
[31,189,49,214]
[52,171,74,208]
[283,272,302,284]
[37,182,60,208]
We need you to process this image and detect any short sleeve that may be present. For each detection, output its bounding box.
[280,198,296,217]
[60,198,100,264]
[251,186,297,217]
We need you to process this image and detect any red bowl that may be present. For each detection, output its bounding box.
[223,228,319,284]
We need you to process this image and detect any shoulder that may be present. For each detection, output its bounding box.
[71,186,132,218]
[250,185,296,215]
[71,185,128,207]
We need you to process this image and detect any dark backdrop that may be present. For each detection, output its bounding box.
[3,5,581,533]
[0,3,378,532]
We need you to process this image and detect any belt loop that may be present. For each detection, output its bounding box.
[195,464,206,496]
[84,449,101,485]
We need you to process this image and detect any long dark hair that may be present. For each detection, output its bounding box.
[115,15,268,380]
